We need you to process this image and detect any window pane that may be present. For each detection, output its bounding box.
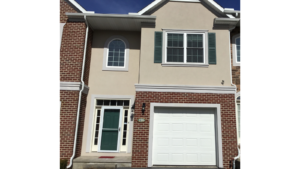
[122,139,126,145]
[95,131,98,137]
[167,34,183,47]
[167,48,184,62]
[125,110,128,116]
[94,138,98,145]
[124,124,127,131]
[111,100,117,106]
[186,48,203,63]
[236,46,240,62]
[117,100,123,106]
[97,100,103,106]
[96,116,100,123]
[104,100,110,105]
[107,40,125,67]
[187,34,203,48]
[96,124,99,130]
[124,100,129,106]
[97,110,101,116]
[236,37,240,46]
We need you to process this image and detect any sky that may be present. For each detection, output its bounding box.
[76,0,240,14]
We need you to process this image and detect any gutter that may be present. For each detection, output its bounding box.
[66,15,89,169]
[66,12,156,20]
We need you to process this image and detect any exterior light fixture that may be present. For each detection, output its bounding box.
[142,103,145,115]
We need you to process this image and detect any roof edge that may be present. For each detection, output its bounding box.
[68,0,94,13]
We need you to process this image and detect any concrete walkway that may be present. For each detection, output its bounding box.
[73,156,131,169]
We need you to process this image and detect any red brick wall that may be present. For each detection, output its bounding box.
[83,31,93,86]
[132,92,238,169]
[60,90,80,161]
[60,0,93,165]
[75,93,87,158]
[60,22,87,82]
[230,27,240,92]
[60,0,78,23]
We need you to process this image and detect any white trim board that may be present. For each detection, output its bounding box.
[86,95,135,154]
[60,82,89,94]
[135,84,236,94]
[147,103,223,168]
[137,0,235,18]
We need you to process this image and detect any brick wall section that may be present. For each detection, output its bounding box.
[75,93,87,158]
[60,21,87,82]
[60,1,93,166]
[230,27,240,92]
[83,31,93,86]
[60,90,80,161]
[132,92,238,169]
[60,0,78,23]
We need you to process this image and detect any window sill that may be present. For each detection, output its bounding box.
[161,63,209,67]
[102,67,128,71]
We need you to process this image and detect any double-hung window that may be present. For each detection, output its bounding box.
[162,30,209,67]
[232,34,240,66]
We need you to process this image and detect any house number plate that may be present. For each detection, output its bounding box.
[137,118,145,123]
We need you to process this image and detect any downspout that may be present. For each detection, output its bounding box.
[229,24,240,169]
[67,15,89,169]
[233,147,240,169]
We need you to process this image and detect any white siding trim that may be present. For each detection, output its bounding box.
[60,82,89,94]
[86,95,135,153]
[135,84,236,94]
[60,23,65,48]
[148,103,223,168]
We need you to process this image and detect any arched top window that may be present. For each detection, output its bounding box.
[102,36,130,71]
[107,39,126,67]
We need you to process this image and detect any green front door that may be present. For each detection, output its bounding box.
[100,109,120,151]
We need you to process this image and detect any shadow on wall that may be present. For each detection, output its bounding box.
[92,30,141,50]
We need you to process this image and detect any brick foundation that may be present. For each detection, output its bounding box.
[132,92,238,169]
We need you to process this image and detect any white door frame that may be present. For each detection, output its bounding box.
[148,103,223,168]
[85,95,135,153]
[98,106,123,152]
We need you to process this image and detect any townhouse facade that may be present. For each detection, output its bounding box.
[60,0,240,169]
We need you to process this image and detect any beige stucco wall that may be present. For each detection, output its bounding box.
[81,30,140,156]
[139,1,232,86]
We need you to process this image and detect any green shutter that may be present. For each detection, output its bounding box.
[208,33,216,64]
[154,31,162,63]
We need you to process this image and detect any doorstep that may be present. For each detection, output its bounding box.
[73,155,131,169]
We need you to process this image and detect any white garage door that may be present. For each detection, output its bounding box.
[152,107,216,166]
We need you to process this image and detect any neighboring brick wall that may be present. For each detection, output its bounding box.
[83,31,93,86]
[75,93,87,158]
[60,0,78,23]
[231,27,240,92]
[60,90,80,162]
[132,92,238,169]
[60,0,93,165]
[60,22,87,82]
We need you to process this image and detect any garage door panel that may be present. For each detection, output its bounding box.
[153,107,216,166]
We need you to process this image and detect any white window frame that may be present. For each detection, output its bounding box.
[102,35,129,71]
[162,29,209,67]
[232,34,240,66]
